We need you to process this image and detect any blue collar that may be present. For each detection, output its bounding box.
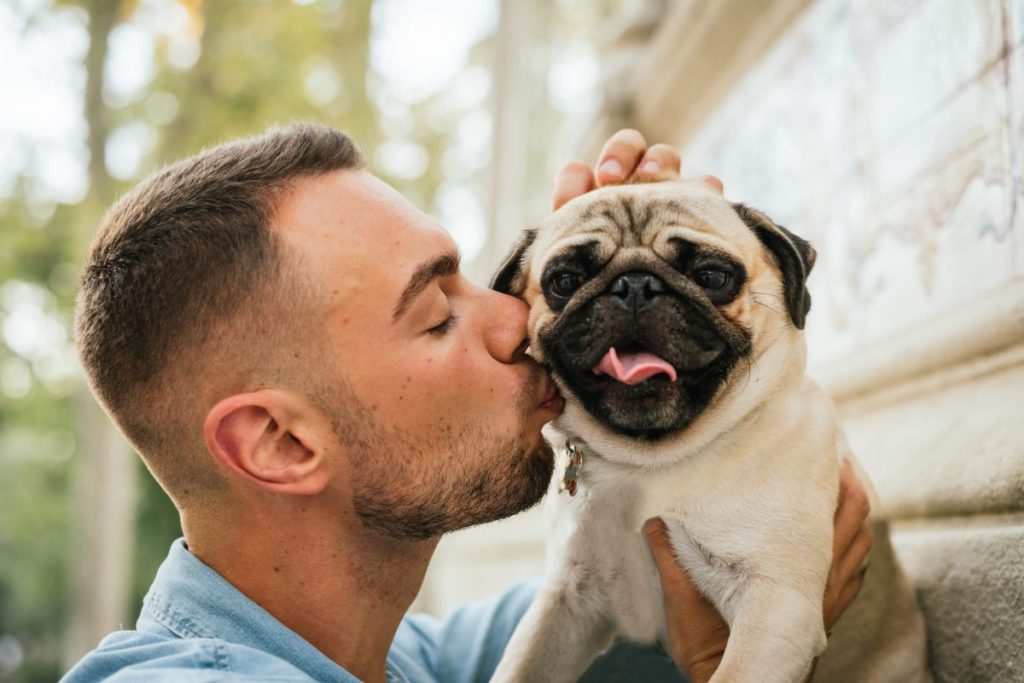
[137,538,408,682]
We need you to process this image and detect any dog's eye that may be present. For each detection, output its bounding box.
[550,271,583,298]
[694,268,731,292]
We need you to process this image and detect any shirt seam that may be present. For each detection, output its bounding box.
[146,593,237,675]
[212,641,230,672]
[143,594,235,672]
[146,591,216,640]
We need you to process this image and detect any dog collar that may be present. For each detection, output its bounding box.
[559,439,584,496]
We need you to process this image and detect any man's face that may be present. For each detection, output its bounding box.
[275,170,561,539]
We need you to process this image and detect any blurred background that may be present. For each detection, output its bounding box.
[0,0,617,679]
[1,1,1022,682]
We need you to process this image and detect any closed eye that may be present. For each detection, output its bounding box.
[427,313,459,335]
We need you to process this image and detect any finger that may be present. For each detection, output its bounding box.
[552,161,597,211]
[832,460,870,563]
[643,517,729,673]
[596,129,647,185]
[643,519,704,601]
[634,143,682,182]
[644,519,687,587]
[699,174,725,195]
[825,572,864,630]
[833,524,872,595]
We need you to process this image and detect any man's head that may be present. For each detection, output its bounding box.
[76,123,557,540]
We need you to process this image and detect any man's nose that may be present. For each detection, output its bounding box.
[482,289,530,364]
[608,271,666,312]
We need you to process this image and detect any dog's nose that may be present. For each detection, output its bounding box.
[608,272,666,311]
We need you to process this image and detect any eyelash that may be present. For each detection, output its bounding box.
[428,313,460,336]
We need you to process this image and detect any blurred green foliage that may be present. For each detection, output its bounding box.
[0,1,485,680]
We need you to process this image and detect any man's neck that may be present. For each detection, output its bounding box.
[183,502,438,683]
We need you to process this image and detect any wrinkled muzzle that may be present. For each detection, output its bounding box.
[540,270,748,437]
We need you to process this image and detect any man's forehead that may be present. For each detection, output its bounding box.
[273,169,455,298]
[278,169,440,241]
[275,170,428,233]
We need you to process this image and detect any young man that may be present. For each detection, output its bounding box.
[64,124,870,683]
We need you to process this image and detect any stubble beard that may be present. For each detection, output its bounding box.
[343,382,554,541]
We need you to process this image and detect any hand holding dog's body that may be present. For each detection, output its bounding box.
[491,180,930,683]
[646,459,873,683]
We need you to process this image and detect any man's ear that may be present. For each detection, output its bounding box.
[732,203,817,329]
[204,390,333,496]
[490,228,536,297]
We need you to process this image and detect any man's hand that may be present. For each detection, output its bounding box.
[551,128,724,210]
[643,459,873,683]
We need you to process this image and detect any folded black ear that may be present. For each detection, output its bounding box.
[490,228,537,296]
[732,203,816,329]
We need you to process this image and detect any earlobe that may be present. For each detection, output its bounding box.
[204,391,331,496]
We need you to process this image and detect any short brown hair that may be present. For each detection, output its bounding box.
[76,123,364,501]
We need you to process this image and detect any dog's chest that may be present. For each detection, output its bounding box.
[547,426,836,640]
[550,482,753,644]
[548,476,667,642]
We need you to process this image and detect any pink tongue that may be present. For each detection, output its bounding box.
[593,347,678,385]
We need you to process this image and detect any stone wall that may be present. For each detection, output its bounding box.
[624,0,1024,680]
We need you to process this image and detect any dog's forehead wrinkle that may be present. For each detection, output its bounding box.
[619,195,653,248]
[569,186,755,250]
[656,227,746,261]
[540,233,615,276]
[636,191,755,243]
[552,197,624,235]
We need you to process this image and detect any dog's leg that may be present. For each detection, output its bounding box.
[709,582,826,683]
[491,582,614,683]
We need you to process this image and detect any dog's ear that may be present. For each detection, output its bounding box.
[490,228,537,297]
[732,203,816,329]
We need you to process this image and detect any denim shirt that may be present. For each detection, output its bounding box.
[61,539,538,683]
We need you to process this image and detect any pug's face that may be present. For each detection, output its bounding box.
[491,181,815,440]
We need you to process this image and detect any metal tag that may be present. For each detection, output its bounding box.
[559,439,584,496]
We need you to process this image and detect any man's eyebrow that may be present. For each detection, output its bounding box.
[392,251,461,320]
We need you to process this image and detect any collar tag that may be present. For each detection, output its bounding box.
[559,439,584,496]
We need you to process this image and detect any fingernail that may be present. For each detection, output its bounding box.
[599,159,624,179]
[640,160,660,174]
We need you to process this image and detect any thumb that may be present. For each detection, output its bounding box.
[643,518,729,683]
[644,518,701,599]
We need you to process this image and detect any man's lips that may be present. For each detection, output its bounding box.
[538,375,565,414]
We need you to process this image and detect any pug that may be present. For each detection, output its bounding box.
[489,180,931,683]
